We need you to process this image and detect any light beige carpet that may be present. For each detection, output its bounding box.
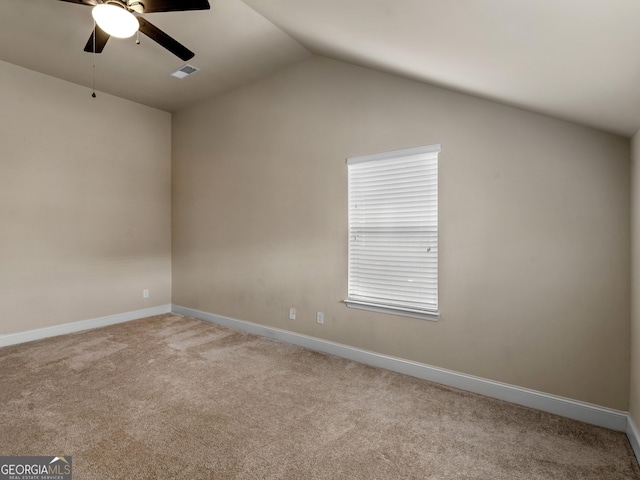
[0,313,638,479]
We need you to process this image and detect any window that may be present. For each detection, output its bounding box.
[346,144,440,320]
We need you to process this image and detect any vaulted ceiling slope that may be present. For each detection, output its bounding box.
[0,0,310,112]
[1,0,639,136]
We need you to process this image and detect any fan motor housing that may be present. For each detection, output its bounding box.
[103,0,144,13]
[129,1,144,13]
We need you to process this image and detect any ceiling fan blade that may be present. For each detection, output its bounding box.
[83,25,110,54]
[137,17,195,61]
[57,0,97,5]
[139,0,210,13]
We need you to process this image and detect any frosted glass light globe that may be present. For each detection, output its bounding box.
[92,4,138,39]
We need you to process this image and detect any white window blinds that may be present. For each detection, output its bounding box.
[347,144,440,319]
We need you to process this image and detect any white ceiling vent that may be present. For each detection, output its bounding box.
[170,64,200,79]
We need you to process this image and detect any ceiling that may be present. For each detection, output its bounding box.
[1,0,639,136]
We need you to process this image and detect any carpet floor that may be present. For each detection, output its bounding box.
[0,313,638,479]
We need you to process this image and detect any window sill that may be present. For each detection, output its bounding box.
[344,299,440,321]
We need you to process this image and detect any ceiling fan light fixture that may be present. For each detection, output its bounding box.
[92,4,138,39]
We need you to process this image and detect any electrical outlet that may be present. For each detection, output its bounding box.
[289,308,296,320]
[316,312,324,325]
[143,289,149,298]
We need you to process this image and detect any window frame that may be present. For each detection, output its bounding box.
[345,144,440,321]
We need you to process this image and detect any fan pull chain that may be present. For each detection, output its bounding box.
[92,20,97,98]
[136,30,140,45]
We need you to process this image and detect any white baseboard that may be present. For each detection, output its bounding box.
[628,416,640,462]
[0,304,172,348]
[172,304,628,432]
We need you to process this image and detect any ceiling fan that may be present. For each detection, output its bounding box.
[58,0,210,61]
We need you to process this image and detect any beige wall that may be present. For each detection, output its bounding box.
[631,131,640,421]
[0,60,172,335]
[172,56,630,410]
